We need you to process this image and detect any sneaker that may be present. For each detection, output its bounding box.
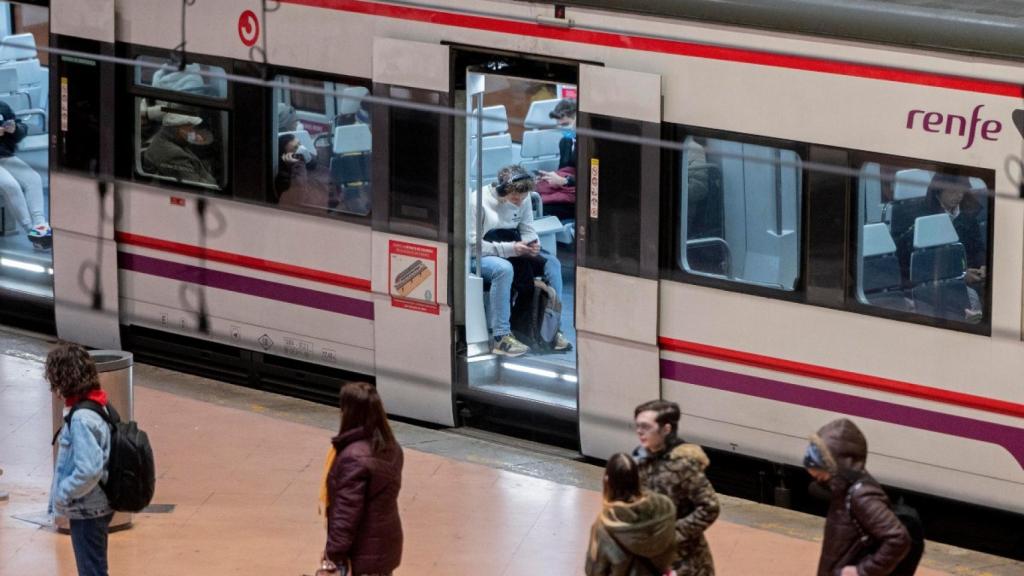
[27,224,52,250]
[553,331,571,351]
[492,334,529,357]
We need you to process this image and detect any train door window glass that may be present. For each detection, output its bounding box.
[855,162,992,325]
[133,56,228,99]
[134,97,229,191]
[387,86,441,229]
[583,116,643,275]
[272,75,371,216]
[680,136,802,291]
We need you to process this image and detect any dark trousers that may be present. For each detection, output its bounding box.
[69,513,113,576]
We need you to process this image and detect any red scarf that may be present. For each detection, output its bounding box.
[64,388,108,408]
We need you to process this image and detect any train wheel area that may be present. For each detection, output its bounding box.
[2,328,1021,576]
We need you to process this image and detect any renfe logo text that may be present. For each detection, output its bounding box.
[906,105,1002,150]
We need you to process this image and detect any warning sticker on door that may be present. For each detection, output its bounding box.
[589,158,600,219]
[388,240,439,314]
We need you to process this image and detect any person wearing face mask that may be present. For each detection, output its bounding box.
[142,112,218,187]
[468,164,570,357]
[632,400,719,576]
[538,98,577,188]
[804,418,911,576]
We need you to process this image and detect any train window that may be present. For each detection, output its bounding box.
[854,162,992,325]
[133,56,228,100]
[271,75,372,216]
[134,98,229,191]
[387,86,441,229]
[679,136,802,291]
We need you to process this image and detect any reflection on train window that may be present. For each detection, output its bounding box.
[388,86,439,227]
[856,162,992,324]
[272,75,371,216]
[134,98,228,191]
[133,56,228,99]
[680,136,802,291]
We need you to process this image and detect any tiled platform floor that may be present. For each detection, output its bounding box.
[1,331,1021,575]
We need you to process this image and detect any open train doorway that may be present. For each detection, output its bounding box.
[452,50,580,444]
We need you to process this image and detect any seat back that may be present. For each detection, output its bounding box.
[909,214,969,320]
[524,99,560,129]
[468,105,509,138]
[519,128,562,172]
[0,66,29,110]
[0,33,36,62]
[331,124,371,185]
[859,223,909,310]
[337,85,369,117]
[470,145,514,187]
[893,168,933,201]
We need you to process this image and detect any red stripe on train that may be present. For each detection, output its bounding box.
[658,336,1024,419]
[115,232,372,292]
[281,0,1023,98]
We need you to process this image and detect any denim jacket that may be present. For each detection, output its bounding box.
[49,407,112,519]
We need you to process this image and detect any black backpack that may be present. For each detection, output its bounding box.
[846,481,925,576]
[511,278,563,351]
[62,400,156,512]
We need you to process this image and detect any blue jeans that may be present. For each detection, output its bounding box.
[480,251,562,337]
[69,513,113,576]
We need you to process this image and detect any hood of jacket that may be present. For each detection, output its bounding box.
[599,492,677,557]
[636,437,711,472]
[811,418,867,478]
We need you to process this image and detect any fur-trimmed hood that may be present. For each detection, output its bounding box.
[635,438,710,471]
[810,418,867,476]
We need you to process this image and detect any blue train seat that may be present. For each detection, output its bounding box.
[860,223,908,310]
[909,214,970,320]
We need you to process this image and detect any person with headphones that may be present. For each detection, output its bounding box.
[468,164,570,357]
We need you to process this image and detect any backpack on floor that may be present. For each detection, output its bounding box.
[65,400,156,513]
[511,278,562,351]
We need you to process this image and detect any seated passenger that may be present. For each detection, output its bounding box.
[468,164,569,357]
[896,173,986,315]
[536,99,577,222]
[0,101,48,248]
[274,134,327,209]
[142,112,218,187]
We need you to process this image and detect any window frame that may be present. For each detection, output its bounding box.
[122,47,236,195]
[661,122,997,336]
[661,124,809,304]
[266,65,374,225]
[845,149,995,336]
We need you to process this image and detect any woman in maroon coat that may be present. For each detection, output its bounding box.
[323,382,404,576]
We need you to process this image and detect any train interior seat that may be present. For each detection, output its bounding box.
[335,85,369,125]
[884,168,933,231]
[859,162,884,224]
[0,66,30,111]
[909,213,970,320]
[469,105,516,189]
[518,128,561,175]
[859,223,908,310]
[330,123,372,211]
[0,34,45,112]
[523,98,560,129]
[968,177,989,250]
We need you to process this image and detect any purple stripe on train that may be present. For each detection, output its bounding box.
[118,252,375,321]
[660,359,1024,471]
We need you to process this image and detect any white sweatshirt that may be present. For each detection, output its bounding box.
[467,184,538,258]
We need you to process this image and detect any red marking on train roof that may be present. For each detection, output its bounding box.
[280,0,1023,98]
[116,231,372,292]
[659,336,1024,419]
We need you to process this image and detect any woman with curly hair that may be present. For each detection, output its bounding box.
[46,342,113,576]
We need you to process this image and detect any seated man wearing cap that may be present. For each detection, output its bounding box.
[142,111,218,187]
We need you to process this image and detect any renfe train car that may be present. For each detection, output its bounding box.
[47,0,1024,523]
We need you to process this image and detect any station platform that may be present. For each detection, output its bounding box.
[1,327,1021,576]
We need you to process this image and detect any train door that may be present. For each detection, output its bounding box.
[50,0,121,348]
[370,38,455,426]
[453,49,580,443]
[575,65,662,458]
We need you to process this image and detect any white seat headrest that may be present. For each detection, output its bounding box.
[333,124,371,154]
[524,98,560,129]
[469,105,508,137]
[862,223,896,257]
[471,145,514,177]
[893,169,933,201]
[912,213,959,249]
[337,86,369,116]
[520,129,563,158]
[0,34,36,62]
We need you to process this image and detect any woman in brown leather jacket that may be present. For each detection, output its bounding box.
[323,382,404,576]
[805,418,910,576]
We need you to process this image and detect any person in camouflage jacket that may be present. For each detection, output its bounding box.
[633,400,720,576]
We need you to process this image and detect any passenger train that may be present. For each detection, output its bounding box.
[16,0,1024,544]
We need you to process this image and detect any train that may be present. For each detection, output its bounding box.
[8,0,1020,538]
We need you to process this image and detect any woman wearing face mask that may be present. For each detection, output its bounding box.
[539,98,577,188]
[632,400,719,576]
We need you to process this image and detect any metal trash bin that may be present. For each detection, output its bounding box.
[52,350,134,532]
